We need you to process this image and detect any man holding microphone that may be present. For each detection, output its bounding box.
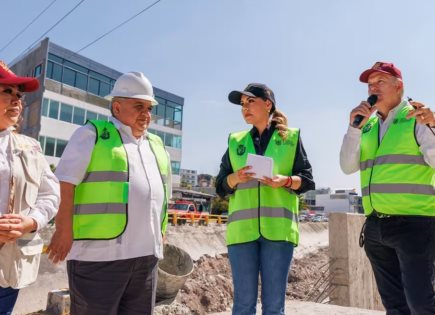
[340,62,435,314]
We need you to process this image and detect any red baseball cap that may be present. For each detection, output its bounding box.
[359,62,402,83]
[0,61,39,92]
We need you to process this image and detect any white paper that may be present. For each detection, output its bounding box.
[246,153,273,179]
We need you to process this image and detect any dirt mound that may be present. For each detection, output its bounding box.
[159,247,329,315]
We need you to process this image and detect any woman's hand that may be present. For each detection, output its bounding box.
[227,166,255,188]
[0,214,36,243]
[260,175,289,188]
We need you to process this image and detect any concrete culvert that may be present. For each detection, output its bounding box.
[156,244,194,304]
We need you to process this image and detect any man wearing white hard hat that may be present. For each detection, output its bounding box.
[48,72,171,315]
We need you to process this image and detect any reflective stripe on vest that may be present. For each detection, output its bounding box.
[360,103,435,216]
[227,128,300,246]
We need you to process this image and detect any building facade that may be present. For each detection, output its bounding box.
[10,38,183,186]
[180,168,197,187]
[305,188,363,214]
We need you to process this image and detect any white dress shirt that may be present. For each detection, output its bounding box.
[340,100,435,175]
[55,117,168,261]
[0,128,59,230]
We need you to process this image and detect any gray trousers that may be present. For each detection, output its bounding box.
[67,255,159,315]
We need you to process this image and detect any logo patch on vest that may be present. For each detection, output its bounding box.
[362,123,373,133]
[236,144,246,155]
[100,128,110,140]
[275,138,294,146]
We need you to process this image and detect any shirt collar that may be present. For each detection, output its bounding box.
[250,122,276,138]
[0,126,15,138]
[109,116,147,143]
[376,99,408,122]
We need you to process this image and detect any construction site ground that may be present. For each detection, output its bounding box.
[15,223,383,315]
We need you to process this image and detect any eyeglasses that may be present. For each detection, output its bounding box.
[1,88,24,100]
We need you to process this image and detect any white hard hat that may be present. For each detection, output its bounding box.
[105,72,158,105]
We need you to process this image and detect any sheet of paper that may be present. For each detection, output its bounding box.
[246,153,273,179]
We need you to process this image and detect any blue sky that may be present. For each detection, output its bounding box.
[3,0,435,192]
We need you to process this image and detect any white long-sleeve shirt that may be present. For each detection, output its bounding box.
[0,128,59,230]
[340,100,435,175]
[55,117,170,261]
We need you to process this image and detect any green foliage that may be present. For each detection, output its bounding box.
[211,195,229,215]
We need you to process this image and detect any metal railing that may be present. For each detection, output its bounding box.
[168,213,228,226]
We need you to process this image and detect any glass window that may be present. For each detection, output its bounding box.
[34,64,42,77]
[86,111,98,121]
[75,72,88,90]
[73,107,85,125]
[89,71,111,83]
[165,106,174,121]
[164,133,173,147]
[155,96,166,105]
[99,81,110,97]
[62,67,76,87]
[59,103,73,123]
[42,98,49,116]
[38,136,45,152]
[171,161,180,175]
[55,139,67,158]
[174,108,182,123]
[46,61,53,78]
[172,135,182,149]
[64,60,88,74]
[48,100,59,119]
[88,78,99,95]
[45,137,55,156]
[52,63,62,82]
[97,113,108,121]
[156,104,165,117]
[48,53,63,64]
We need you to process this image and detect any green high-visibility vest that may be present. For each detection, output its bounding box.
[227,128,300,246]
[360,103,435,216]
[73,120,170,240]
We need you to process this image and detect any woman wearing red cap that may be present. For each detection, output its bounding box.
[0,61,59,314]
[216,83,315,315]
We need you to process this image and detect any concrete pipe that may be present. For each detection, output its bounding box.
[156,244,194,304]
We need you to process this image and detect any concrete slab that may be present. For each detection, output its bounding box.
[209,300,385,315]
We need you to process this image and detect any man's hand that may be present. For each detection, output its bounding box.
[407,101,435,127]
[0,214,36,243]
[46,181,75,264]
[350,101,377,129]
[46,228,73,264]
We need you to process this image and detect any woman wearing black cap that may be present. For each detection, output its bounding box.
[216,83,315,314]
[0,61,59,314]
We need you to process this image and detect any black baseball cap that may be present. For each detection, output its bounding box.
[228,83,276,111]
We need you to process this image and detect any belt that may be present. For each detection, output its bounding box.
[370,210,391,219]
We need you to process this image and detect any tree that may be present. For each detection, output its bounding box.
[211,195,229,215]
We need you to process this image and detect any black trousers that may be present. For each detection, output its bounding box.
[67,255,159,315]
[364,215,435,315]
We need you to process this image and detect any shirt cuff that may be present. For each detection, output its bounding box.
[222,176,236,195]
[347,125,362,136]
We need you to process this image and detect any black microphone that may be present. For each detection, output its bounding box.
[352,95,378,128]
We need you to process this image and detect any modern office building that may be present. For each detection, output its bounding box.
[9,38,183,186]
[180,168,197,187]
[303,188,363,213]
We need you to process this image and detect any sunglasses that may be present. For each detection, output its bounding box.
[1,88,24,100]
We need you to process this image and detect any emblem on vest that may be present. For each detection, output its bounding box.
[100,128,110,140]
[275,139,294,146]
[362,123,373,133]
[237,144,246,155]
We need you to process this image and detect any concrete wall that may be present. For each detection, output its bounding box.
[329,212,384,311]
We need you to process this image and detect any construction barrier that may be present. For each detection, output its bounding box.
[168,213,228,226]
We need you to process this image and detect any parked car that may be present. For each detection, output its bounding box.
[168,200,208,224]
